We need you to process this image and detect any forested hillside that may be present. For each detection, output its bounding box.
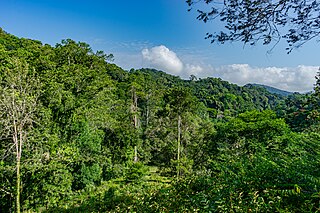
[246,83,294,97]
[1,29,320,212]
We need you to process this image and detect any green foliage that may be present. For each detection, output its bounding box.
[281,92,320,132]
[211,110,289,157]
[125,162,148,183]
[0,29,319,212]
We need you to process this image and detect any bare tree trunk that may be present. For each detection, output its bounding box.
[12,86,22,213]
[15,123,23,213]
[134,146,138,163]
[146,94,150,127]
[131,86,139,163]
[177,115,181,179]
[16,159,20,213]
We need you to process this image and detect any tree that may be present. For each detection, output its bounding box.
[42,39,117,191]
[161,87,198,178]
[211,110,289,156]
[0,58,39,213]
[315,69,320,96]
[187,0,320,52]
[129,82,141,163]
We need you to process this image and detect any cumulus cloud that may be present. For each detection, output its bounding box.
[212,64,318,93]
[184,64,204,76]
[140,45,318,93]
[142,45,183,74]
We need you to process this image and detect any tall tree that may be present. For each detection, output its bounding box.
[130,84,140,163]
[162,87,197,178]
[187,0,320,52]
[0,58,39,213]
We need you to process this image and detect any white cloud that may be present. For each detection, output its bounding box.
[142,45,183,74]
[212,64,318,93]
[185,64,204,76]
[139,45,318,93]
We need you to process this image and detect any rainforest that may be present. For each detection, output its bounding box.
[0,28,320,212]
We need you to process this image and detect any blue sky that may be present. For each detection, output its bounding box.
[1,0,319,92]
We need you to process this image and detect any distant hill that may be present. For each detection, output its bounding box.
[245,83,294,97]
[132,69,287,116]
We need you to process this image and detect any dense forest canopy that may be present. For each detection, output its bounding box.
[0,28,319,212]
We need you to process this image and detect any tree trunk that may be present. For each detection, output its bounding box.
[16,158,20,213]
[146,94,150,127]
[131,86,139,163]
[134,145,138,163]
[177,115,181,178]
[13,104,21,213]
